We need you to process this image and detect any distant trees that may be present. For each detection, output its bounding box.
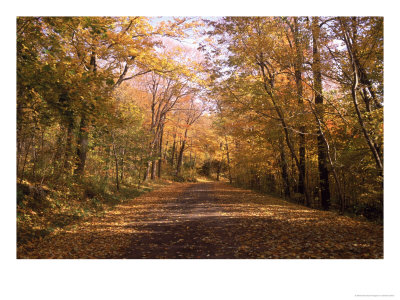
[142,69,196,180]
[16,16,383,219]
[17,17,205,191]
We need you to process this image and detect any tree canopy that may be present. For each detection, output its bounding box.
[17,17,384,249]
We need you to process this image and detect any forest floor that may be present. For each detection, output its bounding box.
[17,181,383,259]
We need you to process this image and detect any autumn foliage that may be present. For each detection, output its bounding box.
[17,16,383,259]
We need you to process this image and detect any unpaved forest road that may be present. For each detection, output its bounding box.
[18,182,383,259]
[124,182,383,259]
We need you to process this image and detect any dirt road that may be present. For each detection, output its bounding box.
[124,182,383,259]
[18,182,383,259]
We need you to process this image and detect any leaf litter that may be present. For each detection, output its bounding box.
[18,182,383,259]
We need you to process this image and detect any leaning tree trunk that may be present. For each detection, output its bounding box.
[340,19,383,174]
[258,61,311,206]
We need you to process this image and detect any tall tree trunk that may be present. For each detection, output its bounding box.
[312,17,331,210]
[164,137,169,160]
[31,135,37,181]
[16,133,25,177]
[63,114,74,175]
[75,115,88,175]
[144,132,158,181]
[120,147,125,183]
[225,135,232,184]
[19,135,33,183]
[279,135,291,199]
[170,133,176,166]
[75,50,96,176]
[111,133,120,191]
[158,125,164,178]
[176,138,181,167]
[189,137,192,164]
[144,161,150,181]
[51,128,64,176]
[306,97,345,213]
[151,160,156,180]
[176,130,187,175]
[293,17,306,198]
[216,161,221,181]
[340,19,383,174]
[258,61,311,205]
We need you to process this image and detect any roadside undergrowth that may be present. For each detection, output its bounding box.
[17,177,171,255]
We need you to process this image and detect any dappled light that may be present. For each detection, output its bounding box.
[18,182,382,259]
[17,16,383,260]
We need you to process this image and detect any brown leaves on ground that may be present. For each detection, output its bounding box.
[17,182,192,258]
[18,182,383,259]
[209,183,383,259]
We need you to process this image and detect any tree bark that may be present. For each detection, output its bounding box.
[170,136,176,166]
[176,129,188,175]
[225,135,232,184]
[279,135,291,199]
[63,114,74,174]
[151,159,156,180]
[340,19,383,174]
[312,17,331,210]
[51,129,64,176]
[144,129,159,181]
[75,115,88,175]
[75,50,96,176]
[111,133,120,191]
[19,135,33,183]
[258,61,311,206]
[158,124,164,178]
[293,17,306,199]
[120,147,125,183]
[305,97,345,213]
[216,161,221,181]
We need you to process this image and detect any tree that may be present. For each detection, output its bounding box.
[202,16,383,216]
[176,97,204,175]
[311,16,331,210]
